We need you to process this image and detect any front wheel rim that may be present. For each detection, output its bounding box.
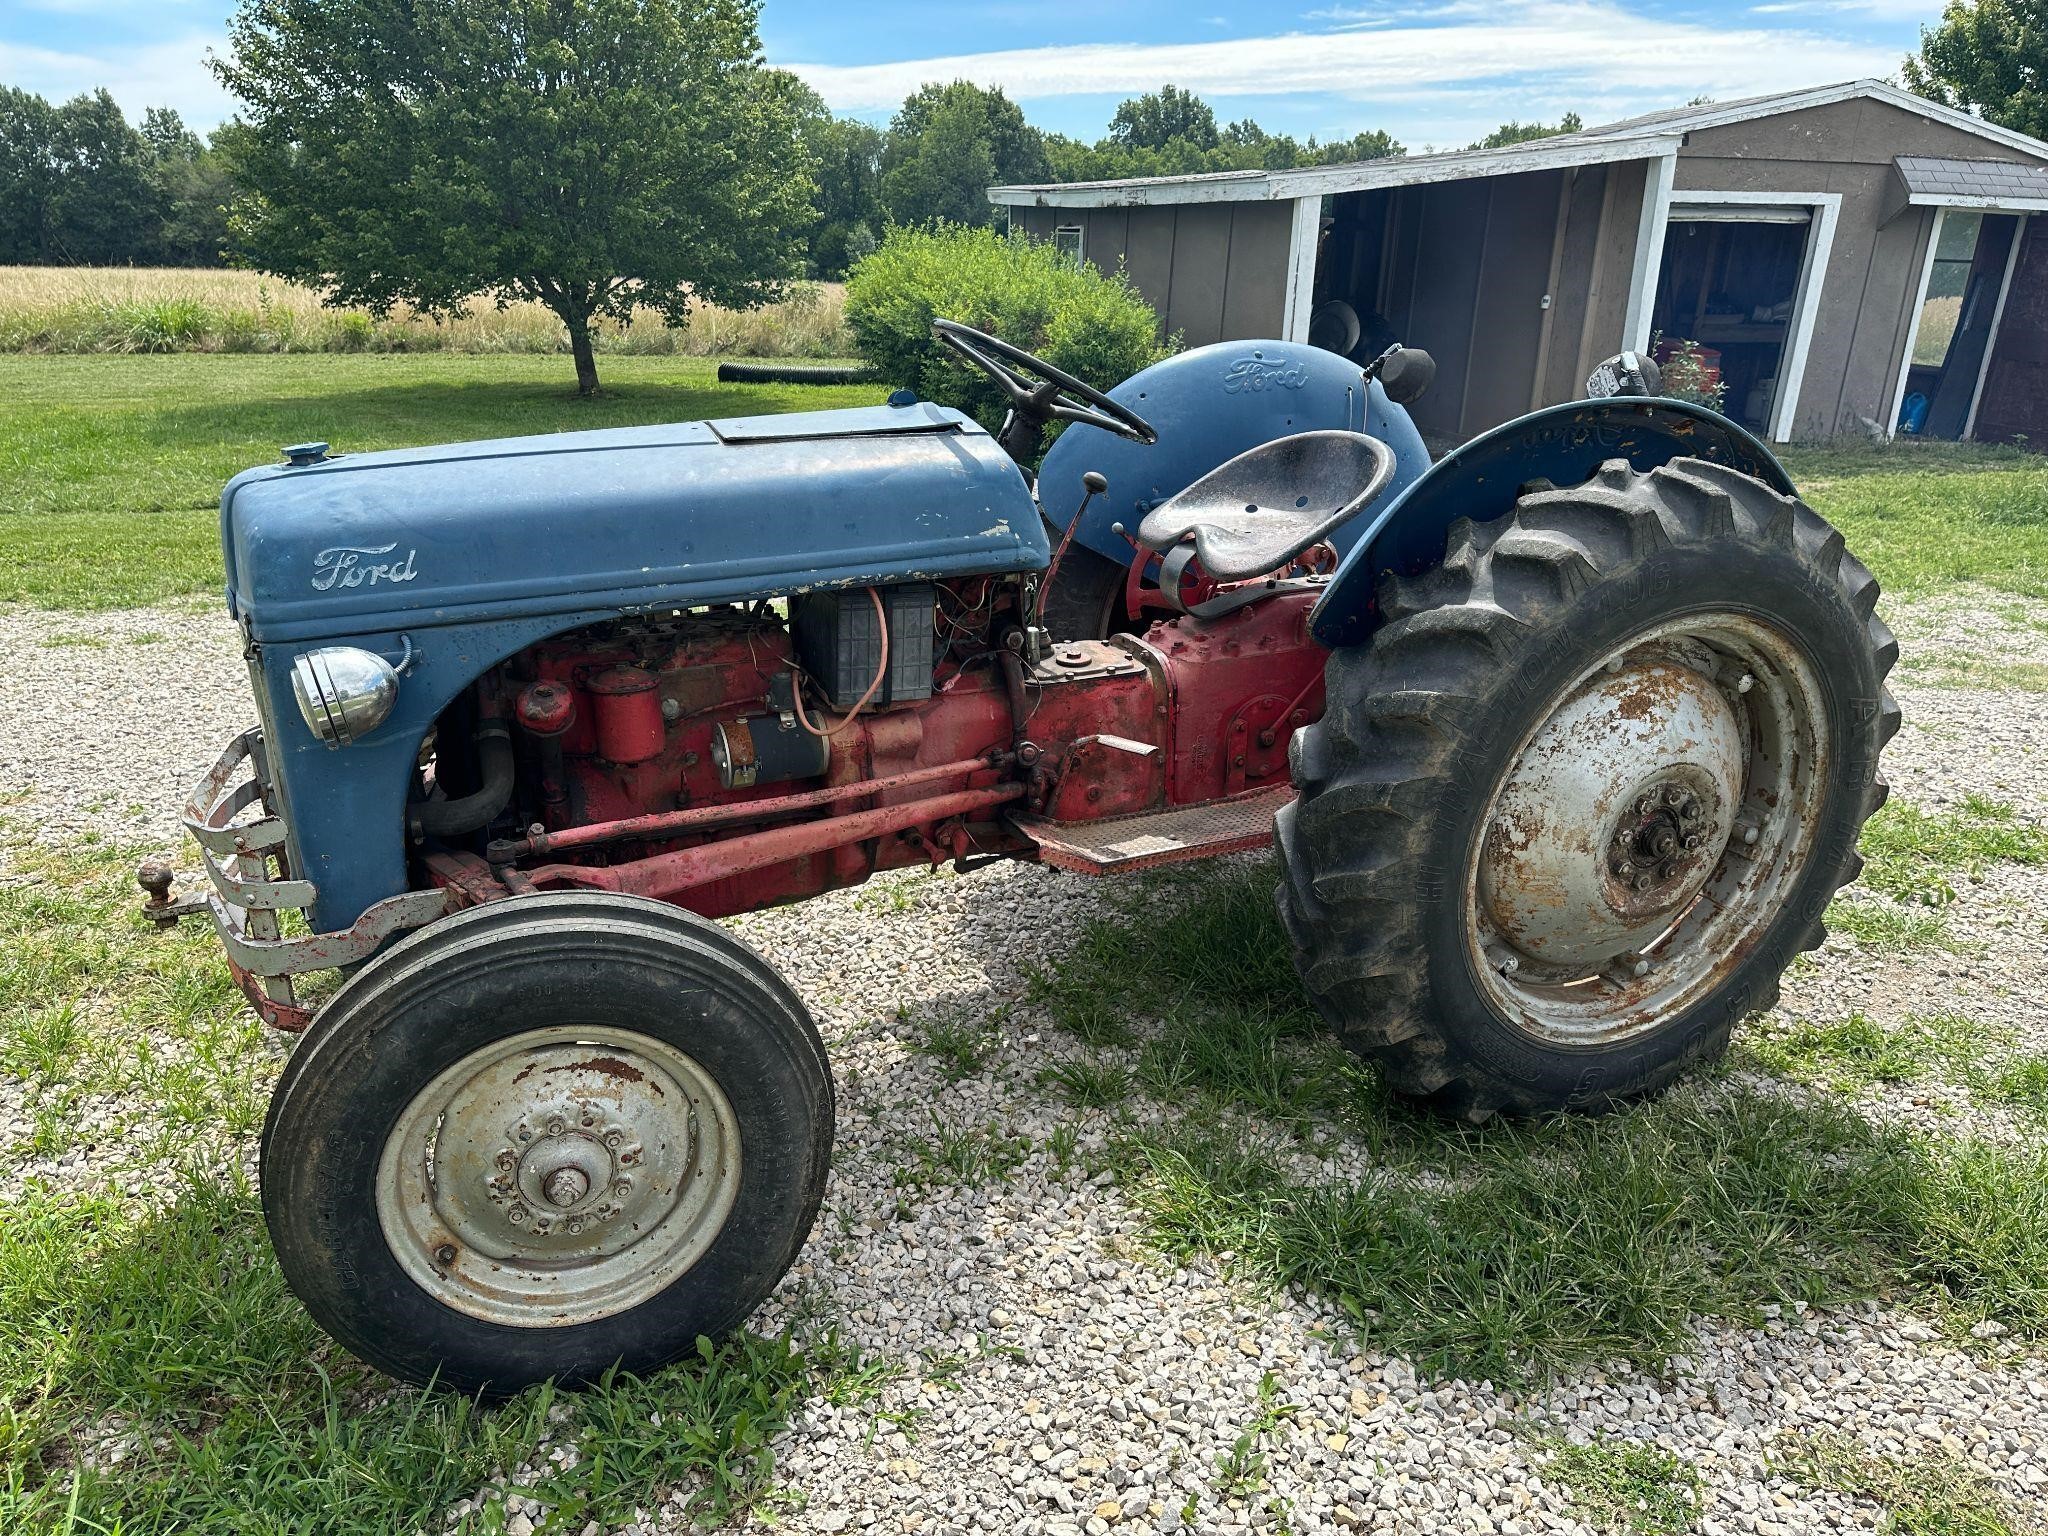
[376,1027,742,1328]
[1464,612,1829,1048]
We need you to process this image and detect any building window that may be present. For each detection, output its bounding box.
[1053,225,1085,264]
[1913,210,1984,369]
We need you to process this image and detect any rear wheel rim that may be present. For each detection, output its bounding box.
[1464,612,1828,1047]
[376,1026,741,1328]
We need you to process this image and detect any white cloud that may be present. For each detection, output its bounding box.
[791,0,1904,142]
[0,34,234,124]
[1750,0,1935,18]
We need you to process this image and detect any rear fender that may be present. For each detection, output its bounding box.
[1036,340,1432,570]
[1307,399,1794,648]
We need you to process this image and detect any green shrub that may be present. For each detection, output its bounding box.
[844,223,1169,435]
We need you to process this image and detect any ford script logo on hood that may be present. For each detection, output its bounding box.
[311,543,420,592]
[1222,356,1308,394]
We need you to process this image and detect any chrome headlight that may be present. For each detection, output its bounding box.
[291,646,399,748]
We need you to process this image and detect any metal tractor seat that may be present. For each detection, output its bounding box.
[1136,430,1396,582]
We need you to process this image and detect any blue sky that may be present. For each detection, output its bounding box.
[3,0,1935,150]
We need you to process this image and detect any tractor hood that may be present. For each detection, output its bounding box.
[219,401,1045,643]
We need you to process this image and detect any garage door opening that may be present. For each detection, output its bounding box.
[1649,207,1816,438]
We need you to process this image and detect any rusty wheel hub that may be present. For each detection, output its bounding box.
[377,1028,741,1328]
[1467,616,1826,1046]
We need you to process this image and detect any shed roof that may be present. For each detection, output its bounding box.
[990,128,1681,209]
[990,78,2048,209]
[1894,155,2048,211]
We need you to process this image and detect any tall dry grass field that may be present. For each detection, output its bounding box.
[0,266,851,358]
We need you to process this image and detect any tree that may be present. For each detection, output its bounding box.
[45,90,158,264]
[1905,0,2048,141]
[0,88,57,263]
[1039,94,1402,183]
[1109,84,1218,152]
[787,80,886,278]
[1310,128,1404,165]
[1469,113,1583,151]
[881,81,1048,226]
[214,0,814,395]
[140,108,237,265]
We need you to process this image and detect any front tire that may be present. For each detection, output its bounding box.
[260,892,833,1394]
[1276,458,1898,1118]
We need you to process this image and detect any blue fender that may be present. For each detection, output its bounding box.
[1307,399,1794,648]
[1037,340,1431,569]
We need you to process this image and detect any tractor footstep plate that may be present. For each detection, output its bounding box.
[1008,786,1291,874]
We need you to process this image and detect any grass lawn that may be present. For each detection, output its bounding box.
[2,352,2044,612]
[0,354,883,609]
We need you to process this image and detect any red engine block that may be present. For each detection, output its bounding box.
[441,583,1326,920]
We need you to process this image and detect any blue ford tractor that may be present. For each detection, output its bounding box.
[147,324,1895,1392]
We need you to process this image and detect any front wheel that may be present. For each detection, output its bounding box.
[260,892,833,1394]
[1276,457,1899,1119]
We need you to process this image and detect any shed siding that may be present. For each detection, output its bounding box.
[1674,96,2048,438]
[1977,218,2048,444]
[1011,201,1289,345]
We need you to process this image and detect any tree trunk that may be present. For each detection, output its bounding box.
[567,314,600,397]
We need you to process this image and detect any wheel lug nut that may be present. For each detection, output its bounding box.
[614,1176,633,1195]
[1633,872,1653,892]
[546,1116,566,1136]
[605,1130,624,1148]
[1608,952,1652,982]
[435,1243,456,1265]
[509,1205,529,1225]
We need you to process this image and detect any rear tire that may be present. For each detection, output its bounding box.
[1275,458,1898,1119]
[260,892,832,1394]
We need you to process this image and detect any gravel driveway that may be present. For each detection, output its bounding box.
[2,593,2044,1536]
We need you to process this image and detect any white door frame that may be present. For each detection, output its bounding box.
[1622,152,1678,357]
[1889,207,1949,440]
[1629,187,1842,444]
[1281,194,1322,343]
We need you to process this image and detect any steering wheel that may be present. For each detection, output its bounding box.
[933,319,1157,445]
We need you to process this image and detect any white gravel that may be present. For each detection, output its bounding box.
[3,589,2046,1536]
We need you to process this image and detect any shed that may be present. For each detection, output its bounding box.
[991,81,2048,448]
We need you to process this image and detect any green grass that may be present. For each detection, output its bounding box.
[0,361,2041,613]
[1824,896,1954,952]
[1858,795,2048,908]
[0,828,889,1531]
[1772,1430,2040,1535]
[1779,441,2048,599]
[1030,864,2048,1386]
[1743,1011,1984,1092]
[0,354,883,609]
[1537,1435,1704,1535]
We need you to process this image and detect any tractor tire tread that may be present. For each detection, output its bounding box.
[1276,457,1894,1121]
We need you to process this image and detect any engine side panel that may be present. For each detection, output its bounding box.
[1036,340,1431,570]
